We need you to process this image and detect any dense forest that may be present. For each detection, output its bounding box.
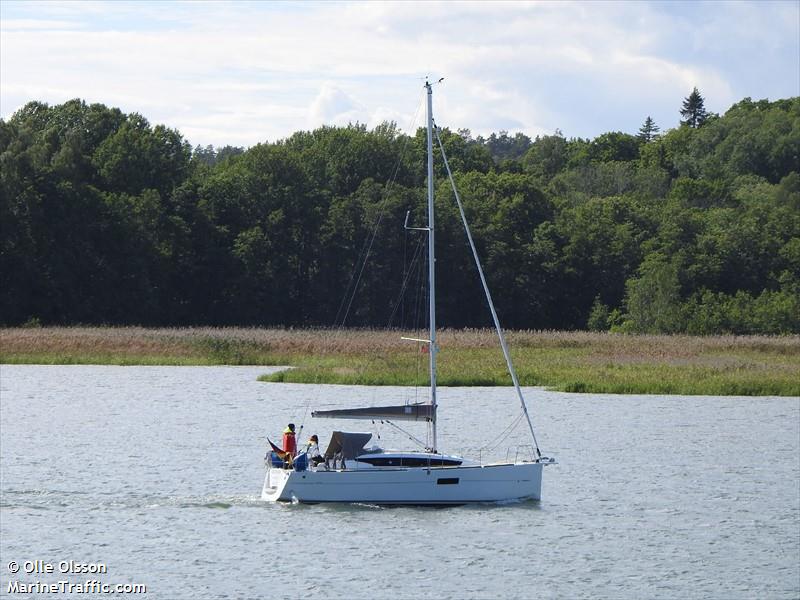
[1,92,798,333]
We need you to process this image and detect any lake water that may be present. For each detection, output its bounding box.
[1,365,798,599]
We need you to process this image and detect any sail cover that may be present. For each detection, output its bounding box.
[323,431,373,460]
[311,403,434,422]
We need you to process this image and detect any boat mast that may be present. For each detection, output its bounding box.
[425,79,438,453]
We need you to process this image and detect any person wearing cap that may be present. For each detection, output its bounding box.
[282,423,297,457]
[306,434,324,466]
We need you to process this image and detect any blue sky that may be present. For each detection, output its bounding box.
[1,0,798,148]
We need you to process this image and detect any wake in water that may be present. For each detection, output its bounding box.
[0,488,266,511]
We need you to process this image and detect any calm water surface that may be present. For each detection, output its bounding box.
[1,365,798,599]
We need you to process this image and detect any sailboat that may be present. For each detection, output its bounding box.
[261,80,555,505]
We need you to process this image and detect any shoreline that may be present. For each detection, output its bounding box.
[2,327,798,396]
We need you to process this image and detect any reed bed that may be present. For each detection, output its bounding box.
[2,327,798,395]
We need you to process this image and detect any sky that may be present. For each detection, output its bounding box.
[1,0,798,148]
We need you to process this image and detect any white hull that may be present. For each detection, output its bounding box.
[261,462,543,505]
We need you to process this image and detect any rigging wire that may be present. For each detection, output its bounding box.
[382,419,428,449]
[385,233,426,328]
[333,92,425,331]
[295,91,425,437]
[411,235,428,407]
[418,239,428,407]
[401,219,408,326]
[480,411,525,453]
[388,231,426,407]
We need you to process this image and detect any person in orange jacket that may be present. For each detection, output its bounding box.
[282,423,297,457]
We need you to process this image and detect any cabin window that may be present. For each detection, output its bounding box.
[437,478,459,485]
[356,456,462,467]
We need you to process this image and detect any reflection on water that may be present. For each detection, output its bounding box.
[1,365,798,599]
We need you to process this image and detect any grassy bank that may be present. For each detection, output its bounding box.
[1,327,798,396]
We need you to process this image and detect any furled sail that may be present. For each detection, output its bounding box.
[311,403,434,422]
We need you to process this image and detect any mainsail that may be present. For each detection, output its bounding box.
[311,403,434,422]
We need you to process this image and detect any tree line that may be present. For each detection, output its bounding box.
[1,90,798,333]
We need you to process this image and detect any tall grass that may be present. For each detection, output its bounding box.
[2,327,798,395]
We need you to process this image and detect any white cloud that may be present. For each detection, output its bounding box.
[307,83,366,128]
[1,1,796,147]
[0,18,83,30]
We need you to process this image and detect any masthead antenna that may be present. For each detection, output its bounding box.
[423,76,445,88]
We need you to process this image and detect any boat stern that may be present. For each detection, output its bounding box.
[261,466,292,502]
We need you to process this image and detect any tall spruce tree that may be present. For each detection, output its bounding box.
[637,116,660,142]
[680,87,708,128]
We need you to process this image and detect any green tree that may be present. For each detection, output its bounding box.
[622,255,683,333]
[479,130,532,162]
[554,195,653,327]
[637,116,660,143]
[2,94,799,333]
[587,296,611,331]
[522,132,568,180]
[680,87,708,128]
